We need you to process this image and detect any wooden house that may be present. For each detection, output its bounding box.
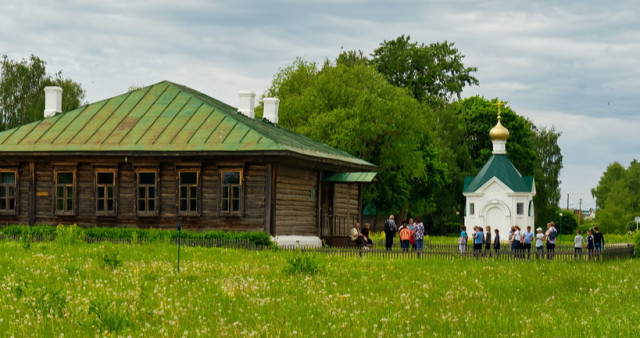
[0,81,376,241]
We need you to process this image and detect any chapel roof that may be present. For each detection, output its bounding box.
[463,154,534,193]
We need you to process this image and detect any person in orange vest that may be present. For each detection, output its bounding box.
[399,225,411,251]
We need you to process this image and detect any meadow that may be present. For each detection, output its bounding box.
[1,240,638,337]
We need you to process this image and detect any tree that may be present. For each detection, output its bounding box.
[370,35,479,105]
[455,96,537,175]
[0,55,85,131]
[532,126,563,226]
[555,209,578,235]
[592,160,640,233]
[261,58,447,219]
[444,96,562,229]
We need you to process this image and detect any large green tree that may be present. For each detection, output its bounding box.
[261,58,447,218]
[531,126,563,225]
[592,160,640,233]
[438,96,562,229]
[0,55,85,131]
[370,35,479,105]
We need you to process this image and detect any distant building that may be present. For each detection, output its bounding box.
[0,81,377,246]
[463,106,536,239]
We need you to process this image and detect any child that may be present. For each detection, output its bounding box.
[586,230,594,260]
[535,227,545,259]
[574,230,584,260]
[399,225,411,251]
[459,226,468,254]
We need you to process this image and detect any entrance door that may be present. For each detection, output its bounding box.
[320,183,334,236]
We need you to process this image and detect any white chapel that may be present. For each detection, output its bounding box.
[462,103,535,240]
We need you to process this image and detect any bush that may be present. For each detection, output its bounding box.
[283,255,321,274]
[1,224,274,247]
[56,224,84,245]
[101,246,123,269]
[634,232,640,258]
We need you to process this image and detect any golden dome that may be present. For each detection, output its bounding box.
[489,117,509,141]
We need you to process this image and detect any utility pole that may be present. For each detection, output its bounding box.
[566,194,569,210]
[579,198,582,226]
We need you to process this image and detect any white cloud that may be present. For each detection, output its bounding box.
[2,0,639,211]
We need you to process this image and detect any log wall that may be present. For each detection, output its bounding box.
[0,157,268,232]
[275,165,318,236]
[333,183,360,223]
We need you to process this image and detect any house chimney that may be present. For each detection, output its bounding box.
[263,97,280,124]
[44,86,63,118]
[238,91,255,118]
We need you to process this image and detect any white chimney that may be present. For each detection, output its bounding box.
[44,86,63,118]
[238,91,256,118]
[263,97,280,124]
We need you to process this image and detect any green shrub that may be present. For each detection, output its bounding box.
[284,255,321,274]
[55,224,84,245]
[101,246,123,269]
[634,232,640,258]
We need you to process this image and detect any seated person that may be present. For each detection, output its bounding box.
[361,223,373,245]
[350,222,365,246]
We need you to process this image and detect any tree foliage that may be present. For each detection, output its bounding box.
[0,55,85,131]
[556,209,579,235]
[591,160,640,233]
[263,36,563,234]
[370,35,479,105]
[261,58,447,217]
[532,126,563,226]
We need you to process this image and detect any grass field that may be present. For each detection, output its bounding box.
[0,241,638,337]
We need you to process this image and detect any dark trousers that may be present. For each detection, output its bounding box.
[354,236,365,247]
[385,232,394,250]
[523,243,532,258]
[547,242,556,259]
[401,240,410,251]
[574,247,582,259]
[513,240,521,257]
[473,243,483,257]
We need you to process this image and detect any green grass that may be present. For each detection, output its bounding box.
[0,241,638,336]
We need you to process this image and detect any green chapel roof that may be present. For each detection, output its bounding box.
[463,154,533,193]
[0,81,375,170]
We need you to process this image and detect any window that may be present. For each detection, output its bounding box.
[517,202,524,215]
[55,171,75,215]
[96,171,116,215]
[137,170,157,215]
[469,203,475,216]
[179,170,199,215]
[221,169,243,215]
[0,171,16,214]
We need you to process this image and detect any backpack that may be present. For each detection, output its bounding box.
[384,220,396,233]
[548,229,558,240]
[400,228,411,241]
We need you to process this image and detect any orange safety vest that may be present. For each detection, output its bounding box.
[400,227,411,241]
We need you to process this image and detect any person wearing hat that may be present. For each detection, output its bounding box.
[535,227,545,259]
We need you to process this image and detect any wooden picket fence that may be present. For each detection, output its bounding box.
[0,234,255,249]
[275,242,635,261]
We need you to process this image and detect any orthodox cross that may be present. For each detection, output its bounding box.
[493,99,504,120]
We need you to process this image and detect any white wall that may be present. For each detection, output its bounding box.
[464,180,534,242]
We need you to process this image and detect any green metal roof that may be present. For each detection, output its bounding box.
[0,81,375,170]
[322,172,378,183]
[463,154,534,193]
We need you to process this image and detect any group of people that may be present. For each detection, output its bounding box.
[459,222,606,260]
[381,215,425,251]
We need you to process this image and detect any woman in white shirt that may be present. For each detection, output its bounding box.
[512,225,522,258]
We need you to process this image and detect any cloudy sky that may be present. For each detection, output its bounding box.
[2,0,639,210]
